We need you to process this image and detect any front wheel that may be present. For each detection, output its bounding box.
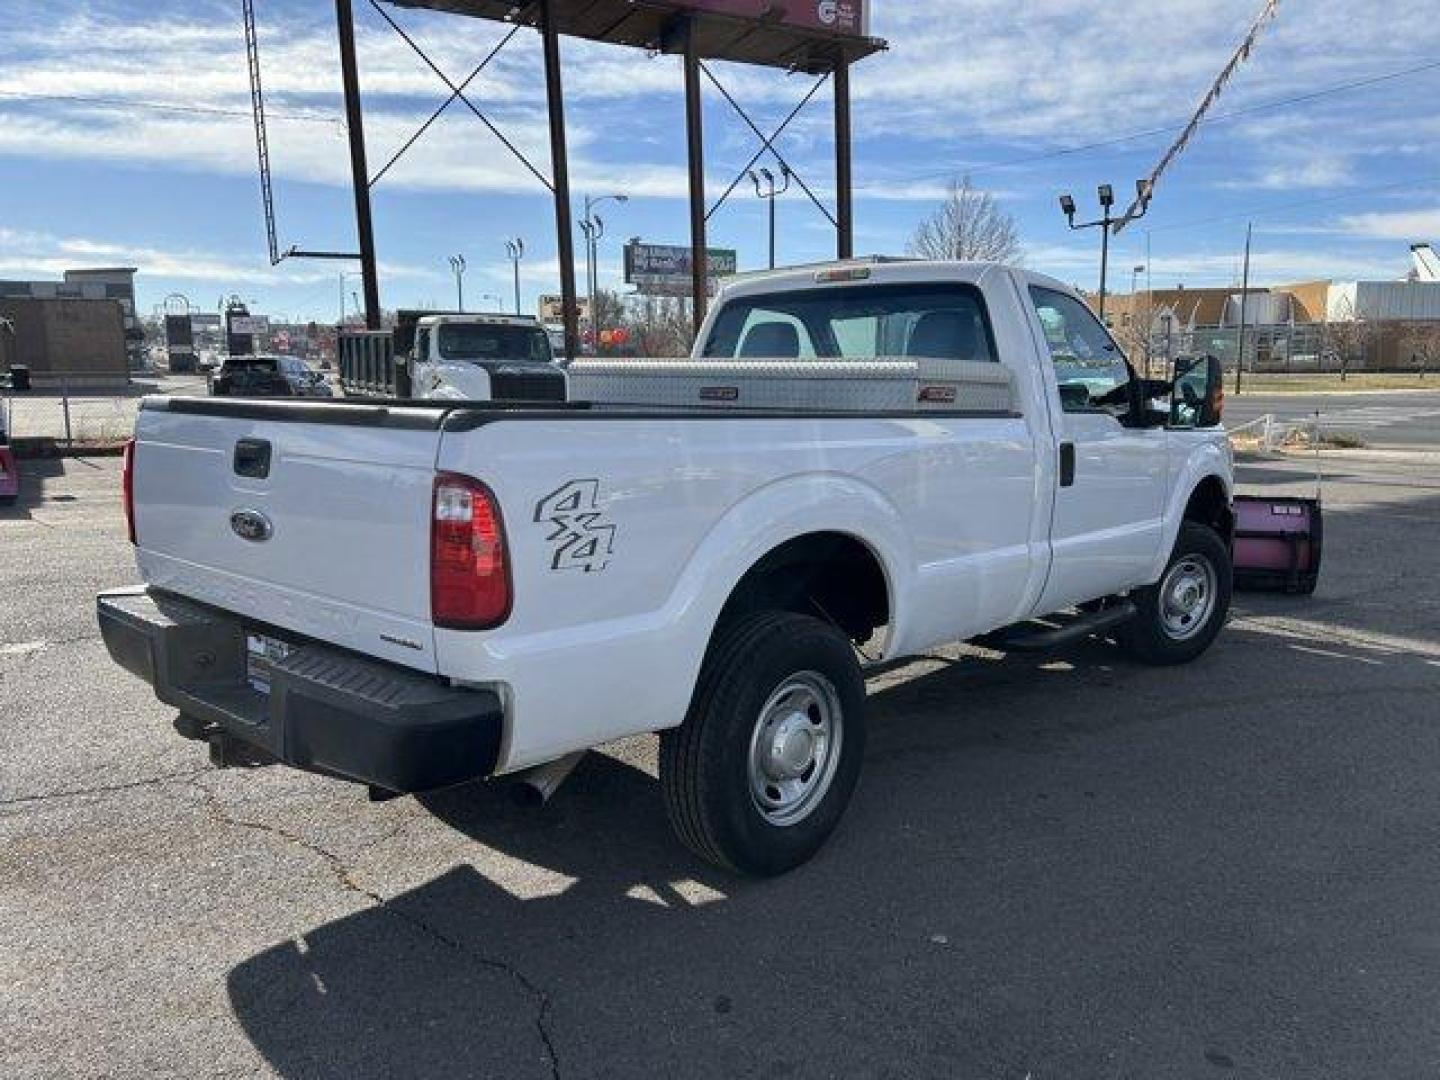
[660,611,867,877]
[1119,522,1232,665]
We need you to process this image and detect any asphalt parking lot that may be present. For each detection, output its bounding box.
[5,445,1440,1079]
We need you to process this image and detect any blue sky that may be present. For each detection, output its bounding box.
[2,0,1439,321]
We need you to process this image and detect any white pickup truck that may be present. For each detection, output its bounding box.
[98,260,1233,876]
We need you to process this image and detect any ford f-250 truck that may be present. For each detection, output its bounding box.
[98,260,1233,876]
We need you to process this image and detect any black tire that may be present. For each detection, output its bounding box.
[660,611,867,877]
[1119,522,1232,666]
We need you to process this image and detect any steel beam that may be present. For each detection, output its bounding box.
[335,0,380,328]
[834,57,853,260]
[540,0,579,360]
[683,20,707,333]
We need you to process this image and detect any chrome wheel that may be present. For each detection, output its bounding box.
[747,671,843,827]
[1159,554,1218,641]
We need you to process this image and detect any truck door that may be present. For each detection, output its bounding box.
[1026,284,1167,611]
[412,326,437,396]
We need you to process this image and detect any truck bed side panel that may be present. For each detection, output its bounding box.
[436,414,1039,770]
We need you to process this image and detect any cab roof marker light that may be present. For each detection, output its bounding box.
[815,266,872,283]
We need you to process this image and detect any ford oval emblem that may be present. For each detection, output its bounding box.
[230,508,274,543]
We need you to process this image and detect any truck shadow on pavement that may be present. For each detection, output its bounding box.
[225,633,1440,1078]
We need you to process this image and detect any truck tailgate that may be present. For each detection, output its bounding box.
[131,398,449,672]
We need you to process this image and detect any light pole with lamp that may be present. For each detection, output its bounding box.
[504,238,525,317]
[448,254,467,312]
[749,165,792,270]
[581,194,628,340]
[1059,181,1152,323]
[1130,263,1147,374]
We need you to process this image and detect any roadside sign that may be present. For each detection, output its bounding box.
[228,315,270,336]
[538,294,592,323]
[625,242,739,297]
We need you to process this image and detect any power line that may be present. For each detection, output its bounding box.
[858,57,1440,191]
[1115,0,1283,231]
[0,89,342,126]
[1144,173,1440,234]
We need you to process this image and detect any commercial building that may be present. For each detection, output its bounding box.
[0,268,137,387]
[1101,246,1440,374]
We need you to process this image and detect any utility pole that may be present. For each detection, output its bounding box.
[1059,181,1152,322]
[448,254,466,313]
[1236,221,1253,396]
[505,238,525,317]
[749,165,792,270]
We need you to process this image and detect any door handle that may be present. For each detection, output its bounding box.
[1059,442,1076,488]
[233,438,272,479]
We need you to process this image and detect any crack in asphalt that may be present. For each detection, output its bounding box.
[188,778,562,1080]
[0,766,212,810]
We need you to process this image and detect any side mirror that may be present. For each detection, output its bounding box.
[1170,354,1224,428]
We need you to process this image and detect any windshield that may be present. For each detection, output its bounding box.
[221,356,278,373]
[702,284,998,364]
[437,324,553,364]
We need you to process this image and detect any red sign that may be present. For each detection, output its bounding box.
[679,0,867,36]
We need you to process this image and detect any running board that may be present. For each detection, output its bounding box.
[980,601,1138,654]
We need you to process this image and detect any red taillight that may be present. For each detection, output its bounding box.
[431,473,510,630]
[122,438,137,545]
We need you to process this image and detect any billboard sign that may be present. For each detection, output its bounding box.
[676,1,868,36]
[164,314,194,353]
[625,242,739,297]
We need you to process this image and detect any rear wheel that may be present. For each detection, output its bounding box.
[1119,522,1232,665]
[660,611,866,876]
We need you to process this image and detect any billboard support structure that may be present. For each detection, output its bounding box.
[258,0,885,357]
[683,20,708,332]
[835,58,853,260]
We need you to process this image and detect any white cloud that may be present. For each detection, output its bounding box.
[0,226,437,286]
[1338,209,1440,242]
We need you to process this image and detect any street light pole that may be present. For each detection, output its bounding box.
[448,254,466,313]
[749,165,792,270]
[1236,221,1253,396]
[581,194,628,344]
[1131,264,1148,376]
[1059,181,1152,323]
[505,238,525,317]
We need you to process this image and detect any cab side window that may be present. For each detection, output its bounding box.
[1028,286,1132,417]
[416,329,431,362]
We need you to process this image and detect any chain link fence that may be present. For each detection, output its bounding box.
[0,374,208,449]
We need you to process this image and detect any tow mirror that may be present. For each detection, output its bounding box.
[1169,354,1223,428]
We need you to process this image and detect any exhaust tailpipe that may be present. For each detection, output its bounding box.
[509,752,586,807]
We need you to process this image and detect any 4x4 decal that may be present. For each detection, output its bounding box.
[535,480,616,573]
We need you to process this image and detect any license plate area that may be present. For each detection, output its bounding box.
[246,632,294,695]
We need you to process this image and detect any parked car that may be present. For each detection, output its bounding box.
[0,416,16,506]
[99,260,1233,876]
[212,354,332,397]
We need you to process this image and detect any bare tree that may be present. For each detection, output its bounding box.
[1400,320,1440,377]
[1324,295,1374,382]
[907,175,1021,264]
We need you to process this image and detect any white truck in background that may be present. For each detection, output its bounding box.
[339,311,567,403]
[99,260,1234,876]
